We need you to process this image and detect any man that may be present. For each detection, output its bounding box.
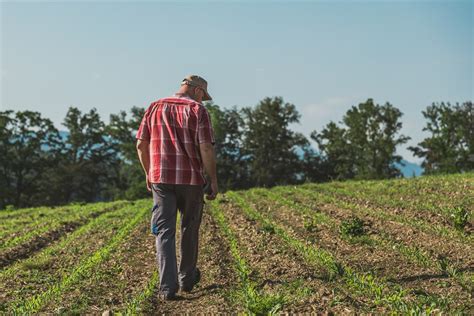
[136,75,218,300]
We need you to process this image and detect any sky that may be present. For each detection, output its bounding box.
[1,0,472,163]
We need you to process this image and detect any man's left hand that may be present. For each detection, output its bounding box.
[146,174,152,192]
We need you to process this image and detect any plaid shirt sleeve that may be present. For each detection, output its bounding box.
[198,106,215,145]
[136,107,151,142]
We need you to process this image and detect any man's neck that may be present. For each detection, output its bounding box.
[174,92,195,101]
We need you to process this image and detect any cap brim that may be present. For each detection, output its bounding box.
[203,90,212,101]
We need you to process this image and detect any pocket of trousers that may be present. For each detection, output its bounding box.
[150,204,160,236]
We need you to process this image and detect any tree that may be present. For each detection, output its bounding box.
[0,111,62,208]
[312,99,410,180]
[311,121,355,180]
[106,106,148,200]
[242,97,308,187]
[298,142,330,183]
[0,111,13,208]
[409,101,474,174]
[206,103,249,190]
[49,107,119,203]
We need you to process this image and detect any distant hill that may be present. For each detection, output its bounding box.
[294,147,423,178]
[395,160,424,178]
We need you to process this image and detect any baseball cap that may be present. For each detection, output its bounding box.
[181,75,212,101]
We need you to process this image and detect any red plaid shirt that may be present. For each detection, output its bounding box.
[136,95,215,185]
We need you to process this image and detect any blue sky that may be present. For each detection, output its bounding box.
[1,0,472,163]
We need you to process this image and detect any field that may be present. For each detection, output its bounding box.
[0,173,473,314]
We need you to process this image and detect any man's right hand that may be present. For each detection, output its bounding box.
[206,181,218,200]
[199,142,218,200]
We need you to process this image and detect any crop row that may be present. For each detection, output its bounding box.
[1,202,141,313]
[208,200,284,314]
[223,191,459,314]
[0,201,126,264]
[9,201,149,314]
[253,188,473,293]
[302,182,472,234]
[284,186,471,245]
[0,201,126,242]
[322,173,472,206]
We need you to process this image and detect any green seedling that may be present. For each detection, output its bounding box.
[340,217,365,238]
[303,216,318,233]
[209,200,285,315]
[449,206,469,230]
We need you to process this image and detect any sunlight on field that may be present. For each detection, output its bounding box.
[0,173,472,314]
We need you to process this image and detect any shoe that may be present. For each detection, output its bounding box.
[180,268,201,293]
[158,291,177,301]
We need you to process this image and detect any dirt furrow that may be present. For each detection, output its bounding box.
[0,206,134,311]
[147,204,237,314]
[306,184,473,236]
[290,188,474,267]
[40,214,156,314]
[218,196,359,314]
[0,207,118,269]
[257,190,472,311]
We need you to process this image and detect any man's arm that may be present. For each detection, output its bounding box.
[136,139,151,191]
[199,142,218,200]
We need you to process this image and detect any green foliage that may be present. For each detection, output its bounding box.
[209,200,284,315]
[237,283,284,316]
[339,217,365,238]
[2,97,472,208]
[226,191,444,313]
[1,106,149,208]
[0,110,62,208]
[4,205,15,211]
[206,97,324,190]
[54,107,119,203]
[229,191,341,280]
[206,103,250,191]
[124,271,159,314]
[7,202,147,314]
[312,98,410,180]
[448,206,470,231]
[303,215,319,232]
[409,101,474,174]
[242,97,308,187]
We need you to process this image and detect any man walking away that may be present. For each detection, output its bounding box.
[136,75,218,300]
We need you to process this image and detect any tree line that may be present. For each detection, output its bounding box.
[1,98,472,209]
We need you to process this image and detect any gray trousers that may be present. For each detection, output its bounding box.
[150,183,204,294]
